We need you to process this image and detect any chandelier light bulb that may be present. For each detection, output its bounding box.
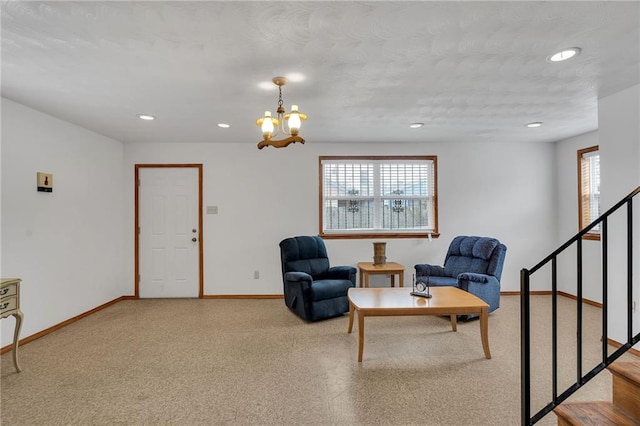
[287,105,301,135]
[261,111,274,138]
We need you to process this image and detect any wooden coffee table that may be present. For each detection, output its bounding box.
[347,286,491,362]
[357,261,404,287]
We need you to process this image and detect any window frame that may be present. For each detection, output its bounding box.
[577,145,600,241]
[318,155,439,239]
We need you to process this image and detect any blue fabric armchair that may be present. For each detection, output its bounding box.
[280,236,357,322]
[415,236,507,314]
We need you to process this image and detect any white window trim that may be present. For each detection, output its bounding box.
[578,146,600,240]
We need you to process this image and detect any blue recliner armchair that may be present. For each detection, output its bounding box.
[279,236,357,322]
[415,235,507,314]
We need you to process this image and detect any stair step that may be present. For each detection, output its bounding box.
[554,401,640,425]
[608,361,640,419]
[609,360,640,385]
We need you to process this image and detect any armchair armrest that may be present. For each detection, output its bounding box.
[457,273,501,313]
[415,264,445,277]
[282,271,314,321]
[325,266,357,283]
[284,271,313,285]
[457,272,490,283]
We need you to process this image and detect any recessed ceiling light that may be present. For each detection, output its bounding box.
[137,114,155,121]
[217,123,230,128]
[547,47,581,62]
[527,122,543,128]
[409,123,424,129]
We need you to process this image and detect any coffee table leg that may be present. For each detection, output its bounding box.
[357,311,365,362]
[480,307,491,359]
[391,275,395,287]
[347,301,355,333]
[450,314,457,332]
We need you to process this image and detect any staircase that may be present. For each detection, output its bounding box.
[521,186,640,425]
[553,360,640,425]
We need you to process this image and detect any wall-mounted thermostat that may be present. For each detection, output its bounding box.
[37,172,53,193]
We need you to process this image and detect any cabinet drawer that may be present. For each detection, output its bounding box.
[0,296,17,314]
[0,283,17,298]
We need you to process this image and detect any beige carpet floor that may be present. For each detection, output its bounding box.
[1,294,636,425]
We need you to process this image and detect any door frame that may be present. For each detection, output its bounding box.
[134,164,204,298]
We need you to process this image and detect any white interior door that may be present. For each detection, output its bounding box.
[139,167,199,298]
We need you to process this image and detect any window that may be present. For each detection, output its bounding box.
[578,146,600,240]
[319,156,438,238]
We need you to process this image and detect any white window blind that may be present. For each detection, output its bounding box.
[320,157,437,236]
[578,147,600,235]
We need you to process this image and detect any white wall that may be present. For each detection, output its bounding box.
[1,98,124,347]
[4,94,613,347]
[553,85,640,346]
[4,88,635,349]
[554,130,602,302]
[598,84,640,346]
[123,140,557,296]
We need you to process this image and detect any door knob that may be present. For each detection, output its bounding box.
[192,229,197,233]
[192,237,197,242]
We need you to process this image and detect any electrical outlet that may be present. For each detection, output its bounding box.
[254,270,259,279]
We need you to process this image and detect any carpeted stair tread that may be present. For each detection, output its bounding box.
[554,401,640,425]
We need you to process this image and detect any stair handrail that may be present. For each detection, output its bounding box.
[521,185,640,425]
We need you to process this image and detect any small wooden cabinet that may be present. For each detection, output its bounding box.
[1,278,23,372]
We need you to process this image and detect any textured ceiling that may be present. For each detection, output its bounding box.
[1,1,639,145]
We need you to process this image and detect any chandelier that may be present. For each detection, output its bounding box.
[256,77,307,149]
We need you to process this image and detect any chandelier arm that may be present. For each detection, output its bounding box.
[257,135,305,150]
[271,119,281,138]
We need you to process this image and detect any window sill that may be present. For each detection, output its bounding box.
[581,233,601,241]
[320,232,440,240]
